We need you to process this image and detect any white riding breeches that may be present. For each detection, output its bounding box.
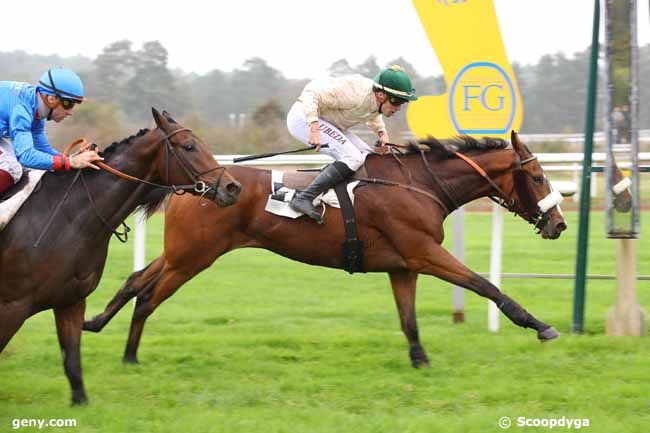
[0,138,23,182]
[286,102,374,171]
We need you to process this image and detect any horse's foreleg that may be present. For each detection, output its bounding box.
[84,257,164,333]
[412,244,559,341]
[54,300,88,405]
[388,270,429,368]
[124,267,194,364]
[0,303,29,352]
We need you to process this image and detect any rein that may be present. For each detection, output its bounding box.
[34,128,225,246]
[452,151,516,210]
[357,177,450,213]
[372,142,541,220]
[94,128,224,196]
[450,150,556,232]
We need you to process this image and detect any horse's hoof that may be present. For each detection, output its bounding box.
[538,326,560,342]
[411,359,431,369]
[71,392,88,406]
[409,347,430,368]
[123,355,139,364]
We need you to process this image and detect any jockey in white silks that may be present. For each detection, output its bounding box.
[286,65,418,224]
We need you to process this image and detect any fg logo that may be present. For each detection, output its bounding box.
[449,62,516,134]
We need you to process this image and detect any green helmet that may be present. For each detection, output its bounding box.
[373,65,417,102]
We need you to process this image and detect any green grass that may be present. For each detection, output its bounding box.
[1,211,648,433]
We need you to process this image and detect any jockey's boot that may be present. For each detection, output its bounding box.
[290,161,354,224]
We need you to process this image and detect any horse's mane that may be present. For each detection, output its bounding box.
[415,135,509,159]
[136,189,170,218]
[95,128,169,217]
[99,129,150,157]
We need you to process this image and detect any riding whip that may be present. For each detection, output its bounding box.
[233,144,329,163]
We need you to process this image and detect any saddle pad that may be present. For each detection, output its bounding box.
[0,169,46,231]
[265,170,360,218]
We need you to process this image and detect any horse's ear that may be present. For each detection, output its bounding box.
[510,130,523,153]
[511,130,532,157]
[162,110,178,124]
[152,107,170,130]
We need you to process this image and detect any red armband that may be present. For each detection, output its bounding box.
[64,156,71,171]
[52,155,63,171]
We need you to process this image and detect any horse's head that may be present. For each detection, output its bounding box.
[507,131,567,239]
[151,108,241,207]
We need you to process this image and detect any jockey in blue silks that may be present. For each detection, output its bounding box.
[0,67,103,195]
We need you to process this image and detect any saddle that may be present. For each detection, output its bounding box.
[266,166,367,274]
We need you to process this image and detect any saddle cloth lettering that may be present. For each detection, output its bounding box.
[0,169,47,231]
[265,170,360,218]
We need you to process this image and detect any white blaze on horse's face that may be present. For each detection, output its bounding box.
[534,180,567,239]
[538,189,563,214]
[612,177,631,195]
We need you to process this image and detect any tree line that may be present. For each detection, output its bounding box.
[1,40,648,153]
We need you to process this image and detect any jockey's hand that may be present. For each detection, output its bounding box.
[70,150,104,170]
[374,133,391,155]
[308,130,321,152]
[76,138,95,154]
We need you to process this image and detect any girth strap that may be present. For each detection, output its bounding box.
[333,182,364,274]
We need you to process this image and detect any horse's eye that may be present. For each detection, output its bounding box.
[183,143,195,151]
[532,176,544,184]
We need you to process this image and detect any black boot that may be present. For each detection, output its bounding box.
[290,161,354,224]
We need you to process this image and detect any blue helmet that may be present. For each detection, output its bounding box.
[38,68,85,102]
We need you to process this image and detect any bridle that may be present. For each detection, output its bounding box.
[450,150,561,233]
[382,142,560,233]
[96,127,226,199]
[34,127,227,247]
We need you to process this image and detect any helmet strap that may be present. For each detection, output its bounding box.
[374,91,387,115]
[37,92,55,121]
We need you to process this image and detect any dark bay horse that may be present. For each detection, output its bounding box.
[0,108,241,404]
[85,131,566,369]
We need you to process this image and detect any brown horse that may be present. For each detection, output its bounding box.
[84,131,566,369]
[0,109,241,404]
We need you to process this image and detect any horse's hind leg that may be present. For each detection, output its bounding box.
[411,243,559,341]
[54,300,88,405]
[389,270,430,368]
[84,257,164,333]
[123,266,194,364]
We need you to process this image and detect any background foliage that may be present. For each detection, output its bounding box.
[2,41,649,153]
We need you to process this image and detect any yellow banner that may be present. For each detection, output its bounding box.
[407,0,523,138]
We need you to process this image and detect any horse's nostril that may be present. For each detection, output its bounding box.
[557,222,567,232]
[226,181,241,196]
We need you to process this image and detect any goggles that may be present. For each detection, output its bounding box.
[388,95,408,106]
[59,97,81,110]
